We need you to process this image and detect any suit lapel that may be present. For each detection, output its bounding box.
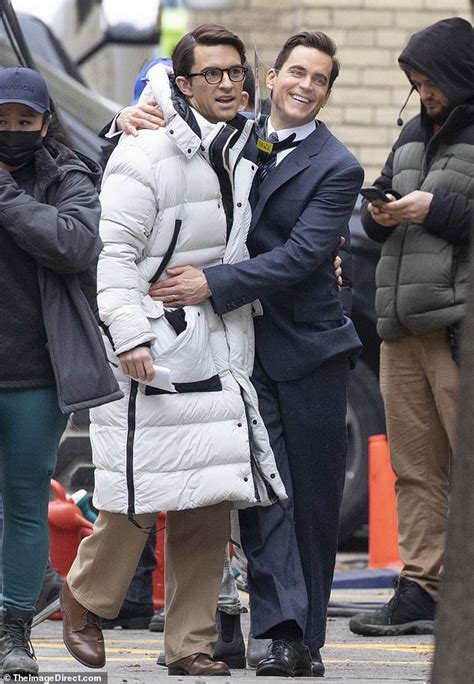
[250,122,331,230]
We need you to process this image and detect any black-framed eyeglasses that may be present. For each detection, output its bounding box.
[186,66,248,85]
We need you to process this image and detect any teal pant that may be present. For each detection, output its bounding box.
[0,387,67,611]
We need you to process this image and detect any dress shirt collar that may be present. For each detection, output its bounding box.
[267,117,317,142]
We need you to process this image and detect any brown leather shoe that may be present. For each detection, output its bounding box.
[168,653,231,676]
[60,581,105,668]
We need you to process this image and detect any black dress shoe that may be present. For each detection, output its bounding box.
[311,649,325,677]
[256,639,312,677]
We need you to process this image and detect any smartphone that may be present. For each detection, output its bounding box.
[360,186,392,206]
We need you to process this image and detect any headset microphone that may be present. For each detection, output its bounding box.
[397,86,415,126]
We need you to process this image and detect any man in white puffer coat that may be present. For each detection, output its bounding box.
[61,25,286,677]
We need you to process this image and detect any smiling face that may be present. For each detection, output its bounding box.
[405,68,449,119]
[267,45,332,130]
[0,102,48,133]
[176,44,244,124]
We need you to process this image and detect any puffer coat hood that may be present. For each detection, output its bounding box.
[398,17,474,111]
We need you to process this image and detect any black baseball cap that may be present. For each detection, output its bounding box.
[0,66,50,113]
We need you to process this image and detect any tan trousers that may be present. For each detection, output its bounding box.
[67,502,231,664]
[380,331,458,598]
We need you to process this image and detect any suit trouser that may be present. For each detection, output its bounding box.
[67,502,230,664]
[240,353,349,653]
[380,331,458,599]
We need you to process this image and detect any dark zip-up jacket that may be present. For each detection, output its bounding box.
[361,17,474,340]
[0,141,122,412]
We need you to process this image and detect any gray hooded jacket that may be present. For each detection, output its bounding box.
[0,141,122,412]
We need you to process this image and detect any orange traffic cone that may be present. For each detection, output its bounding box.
[368,434,402,569]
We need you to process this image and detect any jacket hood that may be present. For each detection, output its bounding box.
[398,17,474,110]
[35,141,102,193]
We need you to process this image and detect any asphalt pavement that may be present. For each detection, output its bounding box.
[30,566,433,684]
[32,608,432,683]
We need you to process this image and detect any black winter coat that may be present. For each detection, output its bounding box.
[361,17,474,340]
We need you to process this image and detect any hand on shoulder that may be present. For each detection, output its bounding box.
[117,100,166,137]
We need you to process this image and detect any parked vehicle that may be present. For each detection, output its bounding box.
[2,0,385,543]
[0,5,119,160]
[340,201,385,542]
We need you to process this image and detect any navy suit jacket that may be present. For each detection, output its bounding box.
[205,121,364,382]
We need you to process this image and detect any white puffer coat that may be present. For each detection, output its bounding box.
[90,65,286,517]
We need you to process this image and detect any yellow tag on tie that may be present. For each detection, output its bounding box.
[256,138,274,154]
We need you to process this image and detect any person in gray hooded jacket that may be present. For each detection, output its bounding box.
[0,66,120,677]
[349,17,474,637]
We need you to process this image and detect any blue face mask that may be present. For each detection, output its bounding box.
[0,130,43,168]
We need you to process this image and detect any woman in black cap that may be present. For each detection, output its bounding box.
[0,66,120,677]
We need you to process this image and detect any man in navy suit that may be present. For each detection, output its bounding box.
[151,31,364,677]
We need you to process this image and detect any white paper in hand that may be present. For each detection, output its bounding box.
[133,365,177,393]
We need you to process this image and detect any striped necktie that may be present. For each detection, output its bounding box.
[258,132,279,183]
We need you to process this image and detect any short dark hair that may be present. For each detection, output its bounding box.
[172,24,246,78]
[274,31,340,89]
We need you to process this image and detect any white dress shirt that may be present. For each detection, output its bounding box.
[266,118,317,166]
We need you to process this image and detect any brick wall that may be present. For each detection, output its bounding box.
[189,0,472,181]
